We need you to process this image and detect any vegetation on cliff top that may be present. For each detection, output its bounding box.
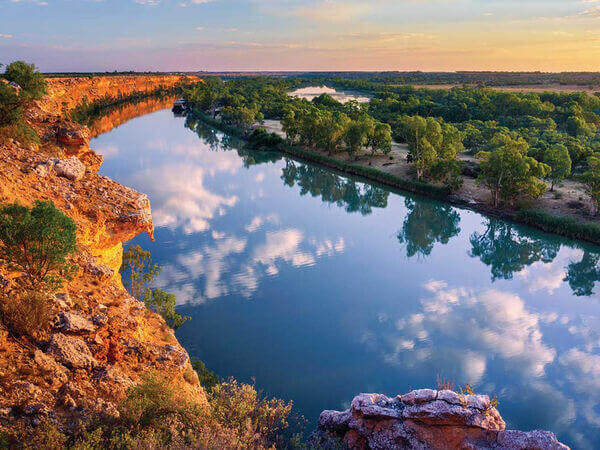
[0,61,47,144]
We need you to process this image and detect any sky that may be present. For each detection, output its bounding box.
[1,0,600,72]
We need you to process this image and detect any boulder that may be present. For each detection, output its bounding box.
[47,333,97,369]
[35,156,86,181]
[54,156,86,181]
[55,123,89,147]
[53,312,95,334]
[318,389,569,450]
[497,430,569,450]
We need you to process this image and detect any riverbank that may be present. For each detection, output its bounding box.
[192,110,600,246]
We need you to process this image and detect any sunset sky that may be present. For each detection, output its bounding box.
[1,0,600,72]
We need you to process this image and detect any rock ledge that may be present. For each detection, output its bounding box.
[318,390,569,449]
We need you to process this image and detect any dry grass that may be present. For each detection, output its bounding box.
[0,290,52,340]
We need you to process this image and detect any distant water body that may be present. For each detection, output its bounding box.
[289,85,371,103]
[91,99,600,449]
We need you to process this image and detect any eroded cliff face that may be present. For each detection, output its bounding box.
[0,75,206,432]
[40,75,197,117]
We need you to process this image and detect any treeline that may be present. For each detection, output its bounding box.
[185,76,600,212]
[301,71,600,87]
[186,78,395,167]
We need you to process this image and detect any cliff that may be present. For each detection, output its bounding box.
[0,75,206,434]
[318,390,569,449]
[39,75,198,117]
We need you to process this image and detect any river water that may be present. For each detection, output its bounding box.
[91,106,600,448]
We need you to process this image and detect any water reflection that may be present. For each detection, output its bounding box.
[397,198,461,258]
[91,108,600,449]
[281,160,389,215]
[469,219,560,281]
[564,251,600,297]
[289,86,371,104]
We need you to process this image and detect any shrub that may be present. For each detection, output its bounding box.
[516,209,600,244]
[192,357,221,391]
[120,244,160,300]
[0,201,77,293]
[0,290,53,339]
[209,378,293,448]
[145,288,190,330]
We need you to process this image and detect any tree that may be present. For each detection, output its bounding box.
[543,144,571,190]
[0,83,22,127]
[476,133,550,207]
[367,121,392,163]
[3,61,47,102]
[145,288,190,330]
[316,111,350,155]
[120,244,160,300]
[582,153,600,215]
[398,115,440,180]
[281,108,300,144]
[344,118,370,159]
[0,201,77,292]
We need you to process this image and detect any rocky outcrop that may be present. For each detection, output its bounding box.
[318,391,569,449]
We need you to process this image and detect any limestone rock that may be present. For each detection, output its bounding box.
[47,333,97,369]
[54,156,86,181]
[318,389,568,450]
[497,430,569,450]
[53,312,95,334]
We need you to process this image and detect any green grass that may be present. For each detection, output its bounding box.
[516,209,600,244]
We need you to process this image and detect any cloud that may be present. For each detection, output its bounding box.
[384,282,556,379]
[130,164,238,234]
[0,34,13,39]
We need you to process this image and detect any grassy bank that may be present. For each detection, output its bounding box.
[191,109,600,247]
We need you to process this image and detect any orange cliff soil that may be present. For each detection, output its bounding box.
[0,75,206,433]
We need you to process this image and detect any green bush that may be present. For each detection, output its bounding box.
[191,357,221,391]
[0,201,77,293]
[146,288,190,330]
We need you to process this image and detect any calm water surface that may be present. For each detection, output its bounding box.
[92,108,600,448]
[289,85,371,103]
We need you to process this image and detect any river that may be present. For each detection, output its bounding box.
[91,105,600,448]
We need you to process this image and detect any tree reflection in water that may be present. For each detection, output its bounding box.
[188,113,600,298]
[564,251,600,297]
[280,160,389,215]
[397,198,461,258]
[469,219,560,281]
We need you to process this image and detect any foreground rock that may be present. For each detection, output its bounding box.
[318,390,569,449]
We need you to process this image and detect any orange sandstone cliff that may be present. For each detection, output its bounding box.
[0,75,205,432]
